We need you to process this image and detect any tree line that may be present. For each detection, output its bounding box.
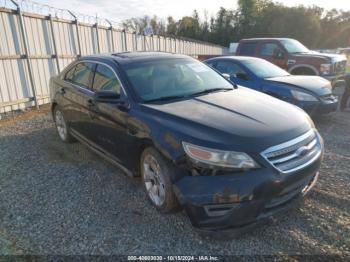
[121,0,350,49]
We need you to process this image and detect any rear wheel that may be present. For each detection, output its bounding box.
[54,106,75,143]
[141,147,179,213]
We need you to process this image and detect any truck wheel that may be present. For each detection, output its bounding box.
[53,106,76,143]
[140,147,179,213]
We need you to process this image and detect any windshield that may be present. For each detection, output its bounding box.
[244,59,290,78]
[280,39,309,53]
[123,58,233,102]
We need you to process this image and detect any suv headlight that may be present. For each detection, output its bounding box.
[291,90,318,102]
[182,142,259,169]
[320,63,331,75]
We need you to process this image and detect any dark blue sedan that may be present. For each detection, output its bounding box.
[204,56,338,115]
[50,52,322,235]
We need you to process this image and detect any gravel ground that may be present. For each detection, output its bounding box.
[0,108,349,256]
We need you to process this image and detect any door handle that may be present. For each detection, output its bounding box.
[59,88,65,95]
[87,99,95,107]
[127,128,138,136]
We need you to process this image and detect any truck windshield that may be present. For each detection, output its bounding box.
[123,58,233,102]
[244,59,290,79]
[280,39,309,53]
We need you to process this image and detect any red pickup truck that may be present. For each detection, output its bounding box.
[235,38,347,86]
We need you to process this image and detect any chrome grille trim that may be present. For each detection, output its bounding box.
[261,129,322,174]
[270,138,317,165]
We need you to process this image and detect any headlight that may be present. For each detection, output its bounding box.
[182,142,259,169]
[291,90,318,102]
[320,63,331,75]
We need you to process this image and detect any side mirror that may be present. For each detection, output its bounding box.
[273,48,285,59]
[94,91,120,103]
[222,73,230,80]
[236,72,249,80]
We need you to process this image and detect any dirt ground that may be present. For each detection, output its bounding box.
[0,107,349,256]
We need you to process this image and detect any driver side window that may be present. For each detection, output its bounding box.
[260,43,280,56]
[215,61,247,78]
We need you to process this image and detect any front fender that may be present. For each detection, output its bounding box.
[127,111,187,165]
[261,82,294,103]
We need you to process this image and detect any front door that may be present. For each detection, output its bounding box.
[258,42,288,70]
[87,62,131,166]
[213,60,260,90]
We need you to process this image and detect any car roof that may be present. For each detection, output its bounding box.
[240,37,292,42]
[205,56,262,62]
[79,52,190,65]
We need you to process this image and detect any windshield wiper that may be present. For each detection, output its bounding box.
[190,87,233,97]
[144,88,233,103]
[145,95,188,103]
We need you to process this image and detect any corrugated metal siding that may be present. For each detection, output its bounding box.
[0,7,228,113]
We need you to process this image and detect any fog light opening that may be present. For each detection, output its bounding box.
[204,203,239,217]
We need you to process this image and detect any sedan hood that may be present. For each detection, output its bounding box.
[141,87,313,152]
[266,75,332,96]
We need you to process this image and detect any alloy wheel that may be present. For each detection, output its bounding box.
[55,110,68,141]
[143,154,166,207]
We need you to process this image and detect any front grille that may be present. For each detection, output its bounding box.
[261,129,322,173]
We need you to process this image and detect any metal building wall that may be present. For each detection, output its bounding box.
[0,5,228,113]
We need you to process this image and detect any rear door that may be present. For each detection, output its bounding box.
[63,61,96,139]
[237,42,258,57]
[258,41,288,69]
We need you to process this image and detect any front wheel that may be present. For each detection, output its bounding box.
[141,147,179,213]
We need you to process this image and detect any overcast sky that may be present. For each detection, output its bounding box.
[38,0,350,22]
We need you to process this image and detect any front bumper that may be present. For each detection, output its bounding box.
[173,156,321,236]
[297,99,338,115]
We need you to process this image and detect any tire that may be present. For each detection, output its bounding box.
[140,147,179,213]
[53,106,76,143]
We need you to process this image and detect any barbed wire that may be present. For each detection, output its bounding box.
[1,0,123,30]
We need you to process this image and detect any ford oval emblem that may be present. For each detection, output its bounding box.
[295,146,309,157]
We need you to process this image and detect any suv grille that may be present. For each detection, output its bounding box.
[261,129,322,173]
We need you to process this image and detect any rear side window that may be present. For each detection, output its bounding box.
[66,62,95,89]
[93,64,121,94]
[65,67,75,81]
[260,43,280,56]
[239,42,257,56]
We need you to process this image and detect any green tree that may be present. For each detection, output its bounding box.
[166,16,177,35]
[210,7,235,45]
[121,1,350,49]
